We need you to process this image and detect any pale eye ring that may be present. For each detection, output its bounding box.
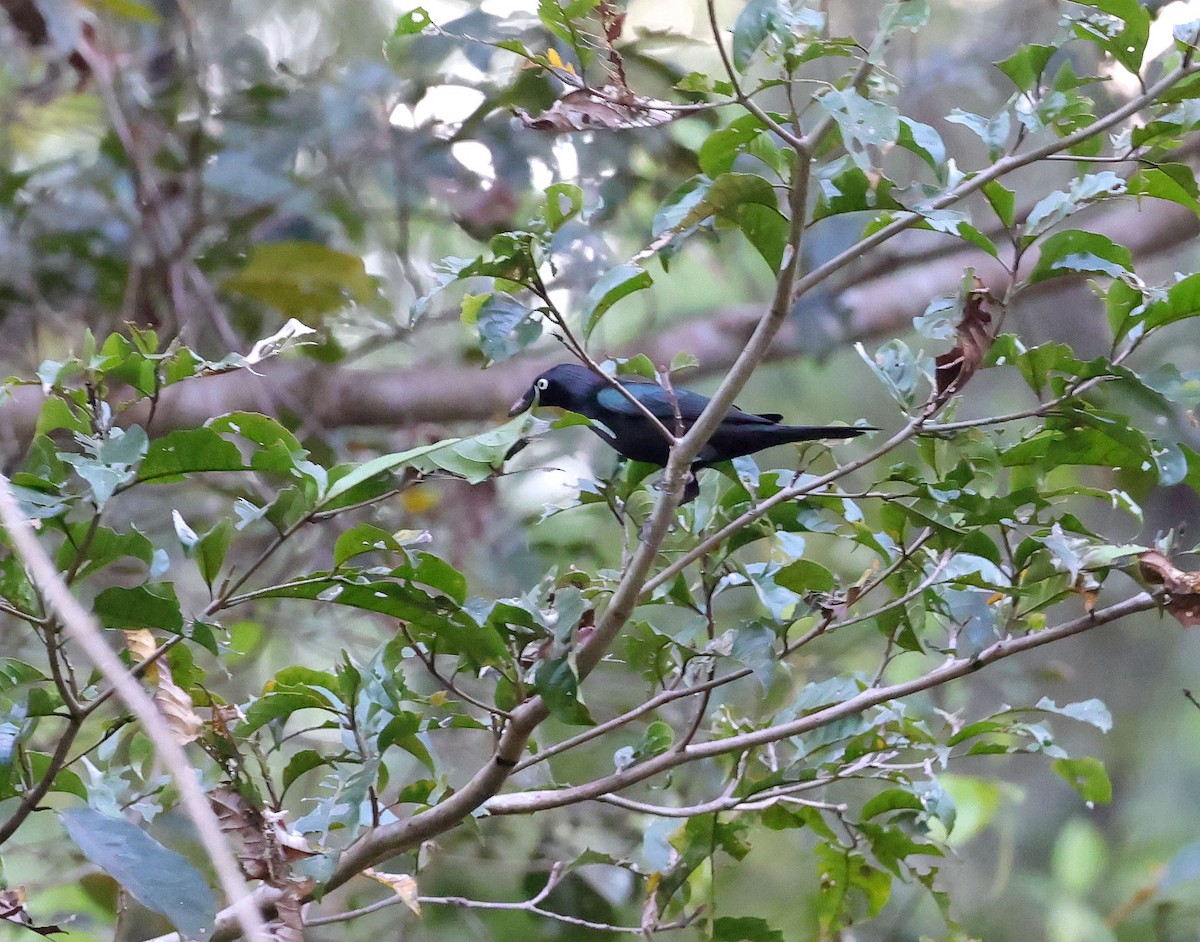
[535,378,549,391]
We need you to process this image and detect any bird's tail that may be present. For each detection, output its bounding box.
[780,425,875,444]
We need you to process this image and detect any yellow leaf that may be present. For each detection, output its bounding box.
[124,629,159,682]
[546,48,577,75]
[365,868,421,915]
[400,486,440,514]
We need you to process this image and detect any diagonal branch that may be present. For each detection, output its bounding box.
[485,591,1159,816]
[0,475,273,942]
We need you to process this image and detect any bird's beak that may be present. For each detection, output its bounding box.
[509,388,535,417]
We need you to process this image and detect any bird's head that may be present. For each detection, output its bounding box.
[509,363,598,416]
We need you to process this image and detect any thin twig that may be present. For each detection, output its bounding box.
[305,887,697,934]
[399,626,512,719]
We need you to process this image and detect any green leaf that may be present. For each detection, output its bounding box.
[282,749,331,795]
[1034,697,1112,733]
[1072,0,1149,73]
[322,410,543,504]
[93,584,183,632]
[945,108,1010,159]
[35,396,88,436]
[638,720,675,757]
[61,807,216,940]
[28,753,85,800]
[1127,164,1200,215]
[812,162,901,220]
[256,568,507,667]
[713,916,784,942]
[224,241,376,317]
[861,788,924,821]
[535,654,594,725]
[54,524,154,582]
[774,558,834,593]
[1022,172,1126,240]
[878,0,928,34]
[208,413,317,481]
[473,293,541,362]
[855,338,921,410]
[334,524,404,567]
[996,44,1057,91]
[1141,272,1200,334]
[896,117,946,176]
[673,172,789,270]
[196,519,234,590]
[736,202,789,271]
[394,7,431,34]
[1052,756,1113,803]
[732,0,783,71]
[537,0,599,65]
[817,88,900,170]
[982,180,1016,228]
[582,264,653,339]
[0,660,47,689]
[58,427,148,507]
[1028,229,1132,283]
[698,114,784,178]
[242,690,334,733]
[139,428,247,482]
[1001,409,1153,473]
[544,182,583,230]
[915,209,998,258]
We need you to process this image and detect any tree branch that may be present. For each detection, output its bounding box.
[485,591,1160,816]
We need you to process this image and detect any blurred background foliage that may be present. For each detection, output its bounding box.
[2,0,1200,940]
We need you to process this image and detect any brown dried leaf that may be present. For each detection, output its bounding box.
[212,787,316,883]
[272,883,306,942]
[516,87,680,131]
[267,811,318,863]
[211,785,273,881]
[1139,550,1200,626]
[598,1,629,91]
[154,670,203,744]
[0,888,66,935]
[209,702,241,739]
[934,277,993,398]
[365,868,421,915]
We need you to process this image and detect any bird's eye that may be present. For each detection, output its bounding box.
[535,378,549,391]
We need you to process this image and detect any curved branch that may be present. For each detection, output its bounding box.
[485,591,1159,816]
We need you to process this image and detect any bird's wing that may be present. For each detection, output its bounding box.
[595,382,780,425]
[595,382,711,421]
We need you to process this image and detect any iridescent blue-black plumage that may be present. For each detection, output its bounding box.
[509,364,872,487]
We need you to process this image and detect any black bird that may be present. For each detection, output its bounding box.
[509,363,872,499]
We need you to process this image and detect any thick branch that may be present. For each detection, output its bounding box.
[485,591,1159,816]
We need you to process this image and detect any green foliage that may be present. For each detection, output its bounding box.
[2,1,1200,940]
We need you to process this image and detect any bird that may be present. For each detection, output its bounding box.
[509,363,873,501]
